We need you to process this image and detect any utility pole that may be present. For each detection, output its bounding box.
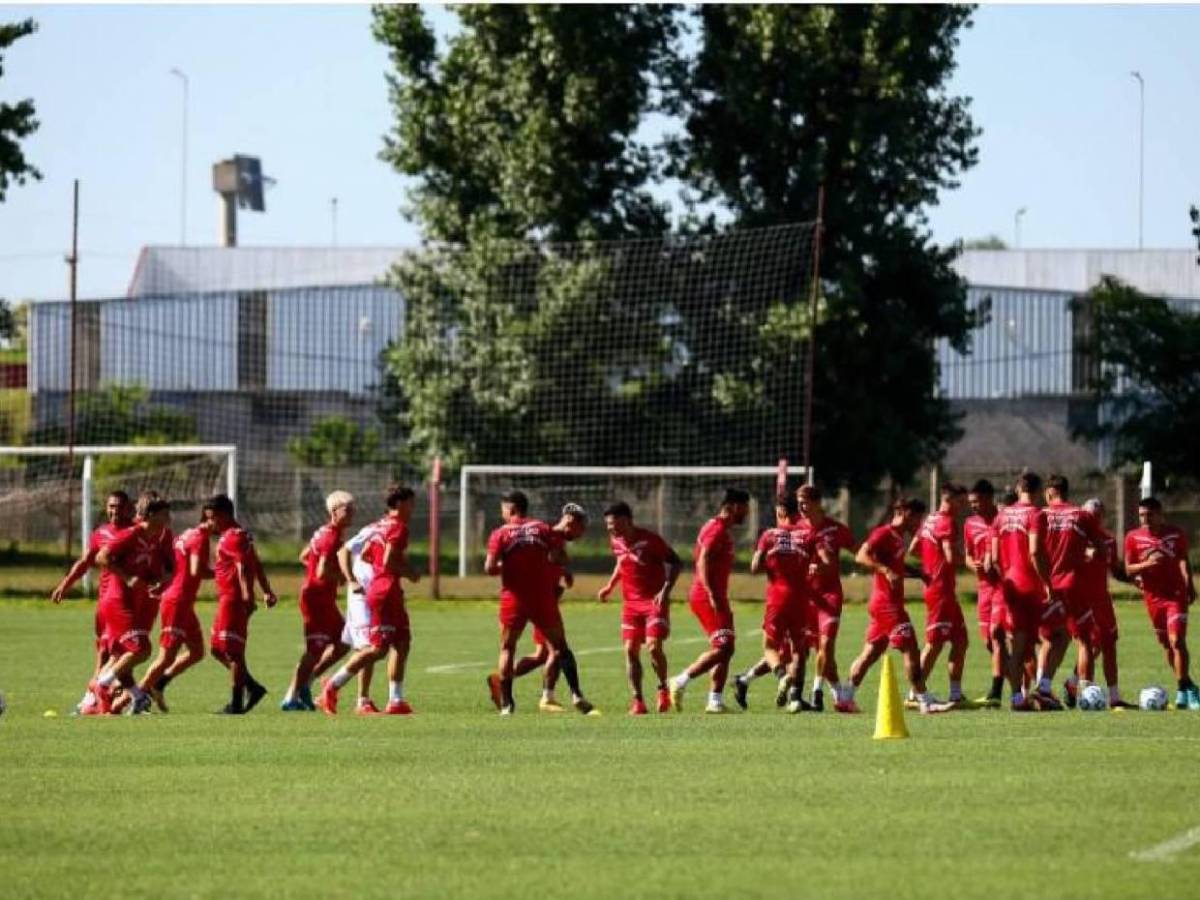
[65,179,80,563]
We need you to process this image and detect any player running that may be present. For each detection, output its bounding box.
[502,503,589,712]
[204,493,277,715]
[1124,496,1199,709]
[91,494,174,715]
[912,483,969,708]
[742,495,815,714]
[319,484,421,715]
[964,480,1006,707]
[138,513,214,712]
[332,514,387,713]
[668,488,750,714]
[281,491,356,712]
[51,490,135,715]
[795,485,855,712]
[842,498,952,715]
[597,501,682,715]
[485,490,598,716]
[1062,498,1133,709]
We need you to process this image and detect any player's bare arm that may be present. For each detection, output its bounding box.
[660,549,682,605]
[401,549,421,583]
[235,560,257,608]
[749,547,766,575]
[484,552,501,576]
[336,545,360,591]
[50,555,92,603]
[1028,531,1051,591]
[251,551,278,607]
[597,560,620,602]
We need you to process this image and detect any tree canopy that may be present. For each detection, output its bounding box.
[0,19,40,202]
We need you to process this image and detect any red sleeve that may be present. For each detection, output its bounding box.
[756,530,774,553]
[838,523,855,551]
[318,527,341,557]
[227,530,251,562]
[935,516,953,542]
[1123,532,1138,566]
[865,527,886,555]
[649,532,671,563]
[103,527,138,559]
[486,528,504,557]
[698,521,722,551]
[1031,509,1046,536]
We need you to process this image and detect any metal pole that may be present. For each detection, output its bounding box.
[458,466,470,578]
[801,183,826,478]
[331,197,338,247]
[1130,71,1144,250]
[81,454,94,594]
[226,446,238,509]
[1014,207,1027,249]
[430,456,442,598]
[64,179,80,564]
[170,68,189,245]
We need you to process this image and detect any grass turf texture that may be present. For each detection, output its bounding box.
[2,597,1199,899]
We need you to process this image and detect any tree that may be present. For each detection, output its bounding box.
[287,416,386,468]
[1071,276,1200,483]
[667,5,982,489]
[0,19,40,202]
[0,298,14,342]
[1190,205,1199,266]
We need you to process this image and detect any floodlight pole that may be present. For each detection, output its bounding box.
[1130,71,1144,250]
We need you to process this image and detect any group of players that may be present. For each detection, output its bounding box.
[50,470,1197,717]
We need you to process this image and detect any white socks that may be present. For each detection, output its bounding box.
[672,673,690,690]
[330,668,352,690]
[812,676,824,693]
[389,680,405,703]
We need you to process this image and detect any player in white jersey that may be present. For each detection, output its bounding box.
[336,517,385,713]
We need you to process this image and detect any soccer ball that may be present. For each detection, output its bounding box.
[1139,686,1169,711]
[1078,684,1107,711]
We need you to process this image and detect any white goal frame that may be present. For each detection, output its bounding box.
[457,463,812,578]
[0,444,238,575]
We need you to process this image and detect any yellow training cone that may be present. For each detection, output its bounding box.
[873,653,910,740]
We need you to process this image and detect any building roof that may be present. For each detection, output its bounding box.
[953,249,1200,299]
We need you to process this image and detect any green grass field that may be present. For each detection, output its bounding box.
[2,594,1200,899]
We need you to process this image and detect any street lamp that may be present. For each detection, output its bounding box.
[1130,70,1144,250]
[1014,207,1027,248]
[169,68,189,246]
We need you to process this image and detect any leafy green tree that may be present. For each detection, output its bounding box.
[0,19,40,202]
[0,298,14,342]
[667,5,982,489]
[287,416,386,468]
[1190,205,1199,265]
[1071,277,1200,483]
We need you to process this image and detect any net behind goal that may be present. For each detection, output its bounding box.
[457,464,811,576]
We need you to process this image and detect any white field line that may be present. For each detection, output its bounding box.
[425,628,764,674]
[1130,826,1200,863]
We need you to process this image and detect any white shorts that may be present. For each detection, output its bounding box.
[341,566,374,650]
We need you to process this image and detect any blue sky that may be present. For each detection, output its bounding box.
[1,4,1198,301]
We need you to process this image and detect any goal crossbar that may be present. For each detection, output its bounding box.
[457,463,811,577]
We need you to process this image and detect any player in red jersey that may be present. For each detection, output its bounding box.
[281,491,356,712]
[912,483,970,708]
[994,471,1064,711]
[1062,498,1134,709]
[91,494,174,715]
[668,488,750,714]
[485,490,598,716]
[963,480,1006,707]
[1125,496,1198,709]
[795,485,855,711]
[1041,475,1106,705]
[51,490,135,715]
[498,503,590,713]
[598,501,682,715]
[742,494,815,714]
[204,494,277,715]
[137,513,215,712]
[843,498,952,715]
[319,484,421,715]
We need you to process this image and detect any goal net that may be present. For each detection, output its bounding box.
[457,464,810,576]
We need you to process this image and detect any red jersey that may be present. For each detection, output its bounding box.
[692,516,736,603]
[1125,525,1190,601]
[996,502,1046,594]
[103,524,172,589]
[609,527,674,605]
[162,526,209,604]
[367,517,410,584]
[487,517,557,602]
[214,526,256,603]
[86,522,125,597]
[865,523,908,604]
[1079,529,1116,601]
[798,517,854,596]
[303,523,345,592]
[917,510,956,598]
[1043,502,1102,590]
[756,526,814,604]
[963,513,999,585]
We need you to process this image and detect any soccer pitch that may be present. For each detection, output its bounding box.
[2,597,1199,899]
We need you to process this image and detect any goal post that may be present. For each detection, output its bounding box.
[457,463,812,577]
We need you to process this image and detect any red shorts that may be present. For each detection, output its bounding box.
[1002,581,1044,636]
[1145,595,1188,649]
[865,597,915,649]
[93,606,104,652]
[688,593,735,649]
[1088,593,1119,647]
[923,594,969,647]
[1061,582,1095,641]
[98,589,148,656]
[1038,591,1068,640]
[134,589,159,634]
[367,579,410,650]
[159,593,203,650]
[976,579,1005,640]
[764,599,808,652]
[622,602,670,645]
[211,597,250,656]
[805,591,842,641]
[499,590,563,640]
[300,585,346,655]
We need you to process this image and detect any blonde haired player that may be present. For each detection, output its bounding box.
[332,506,389,713]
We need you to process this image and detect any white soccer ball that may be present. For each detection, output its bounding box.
[1078,684,1107,711]
[1140,686,1169,711]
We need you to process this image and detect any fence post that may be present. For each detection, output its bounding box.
[430,456,442,599]
[80,454,94,595]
